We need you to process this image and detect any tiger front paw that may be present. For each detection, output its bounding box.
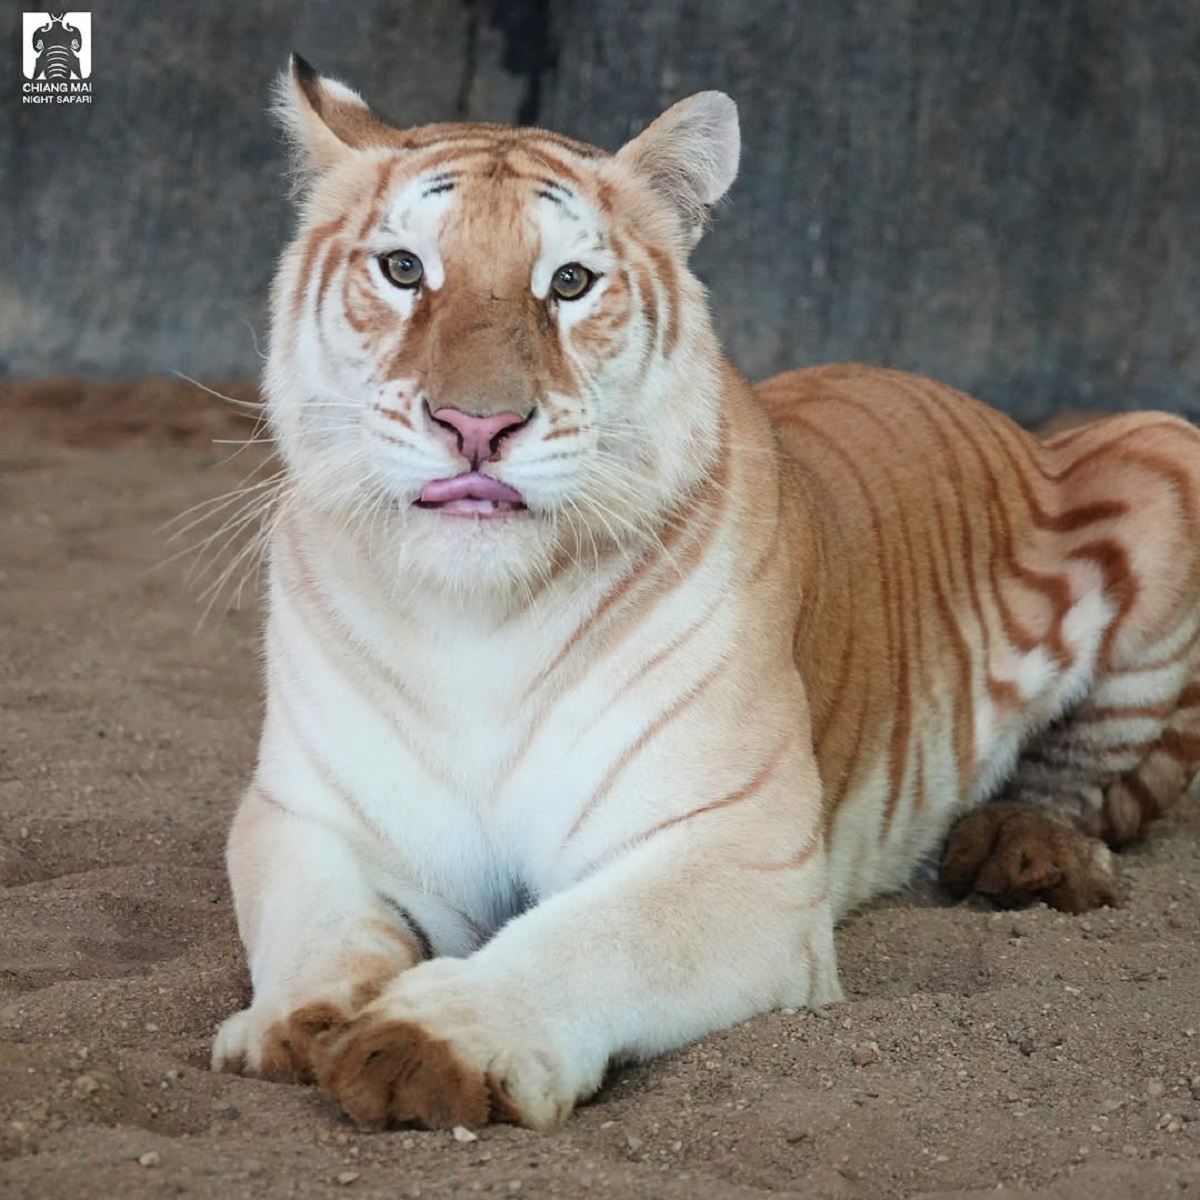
[213,999,356,1084]
[212,966,398,1085]
[941,802,1117,914]
[313,958,585,1131]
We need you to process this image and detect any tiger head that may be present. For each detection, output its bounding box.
[266,56,740,596]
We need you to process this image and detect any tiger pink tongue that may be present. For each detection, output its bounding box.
[419,472,525,505]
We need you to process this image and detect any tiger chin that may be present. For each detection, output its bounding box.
[212,55,1200,1131]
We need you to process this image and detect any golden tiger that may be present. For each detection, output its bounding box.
[212,55,1200,1130]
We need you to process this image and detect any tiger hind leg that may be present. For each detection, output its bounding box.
[942,673,1200,912]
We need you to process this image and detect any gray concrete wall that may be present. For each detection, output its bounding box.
[4,1,1198,423]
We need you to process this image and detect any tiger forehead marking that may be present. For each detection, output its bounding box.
[216,55,1200,1135]
[360,152,609,402]
[341,151,619,371]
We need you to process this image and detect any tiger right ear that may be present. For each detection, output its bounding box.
[615,91,740,247]
[273,54,395,179]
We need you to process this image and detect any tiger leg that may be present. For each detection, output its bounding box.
[212,784,450,1083]
[313,778,837,1130]
[943,670,1200,912]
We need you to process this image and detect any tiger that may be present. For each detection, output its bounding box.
[211,55,1200,1131]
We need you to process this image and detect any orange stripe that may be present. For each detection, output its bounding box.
[292,214,348,325]
[1158,728,1200,763]
[271,657,382,838]
[742,825,821,872]
[1067,538,1138,668]
[643,246,680,357]
[576,735,797,877]
[563,660,727,847]
[514,445,725,713]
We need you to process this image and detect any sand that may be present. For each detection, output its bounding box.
[2,380,1198,1199]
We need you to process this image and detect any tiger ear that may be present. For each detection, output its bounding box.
[616,91,740,247]
[272,54,395,179]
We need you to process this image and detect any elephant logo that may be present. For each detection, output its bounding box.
[23,12,91,81]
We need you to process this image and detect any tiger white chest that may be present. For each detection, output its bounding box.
[256,513,744,942]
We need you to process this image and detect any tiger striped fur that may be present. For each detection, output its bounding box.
[212,57,1200,1130]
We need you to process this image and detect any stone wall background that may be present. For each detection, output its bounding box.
[4,0,1198,422]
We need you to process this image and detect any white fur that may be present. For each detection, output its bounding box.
[216,80,840,1127]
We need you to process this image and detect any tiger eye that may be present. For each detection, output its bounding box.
[381,250,424,289]
[551,262,596,301]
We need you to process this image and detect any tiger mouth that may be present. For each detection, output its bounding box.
[414,471,528,518]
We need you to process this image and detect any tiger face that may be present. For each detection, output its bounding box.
[266,58,740,594]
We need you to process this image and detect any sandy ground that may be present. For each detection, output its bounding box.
[1,380,1198,1200]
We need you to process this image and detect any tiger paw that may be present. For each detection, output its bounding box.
[314,958,581,1131]
[213,969,397,1084]
[213,999,356,1084]
[940,802,1117,914]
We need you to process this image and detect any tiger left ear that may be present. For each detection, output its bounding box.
[616,91,740,247]
[272,54,396,180]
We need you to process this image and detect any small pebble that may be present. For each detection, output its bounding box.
[138,1152,160,1168]
[851,1041,880,1067]
[452,1125,478,1143]
[337,1171,360,1185]
[71,1074,99,1098]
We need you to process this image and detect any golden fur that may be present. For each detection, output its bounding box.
[212,57,1200,1129]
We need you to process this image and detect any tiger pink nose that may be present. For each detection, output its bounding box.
[432,407,528,465]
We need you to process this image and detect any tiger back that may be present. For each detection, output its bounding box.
[763,366,1200,915]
